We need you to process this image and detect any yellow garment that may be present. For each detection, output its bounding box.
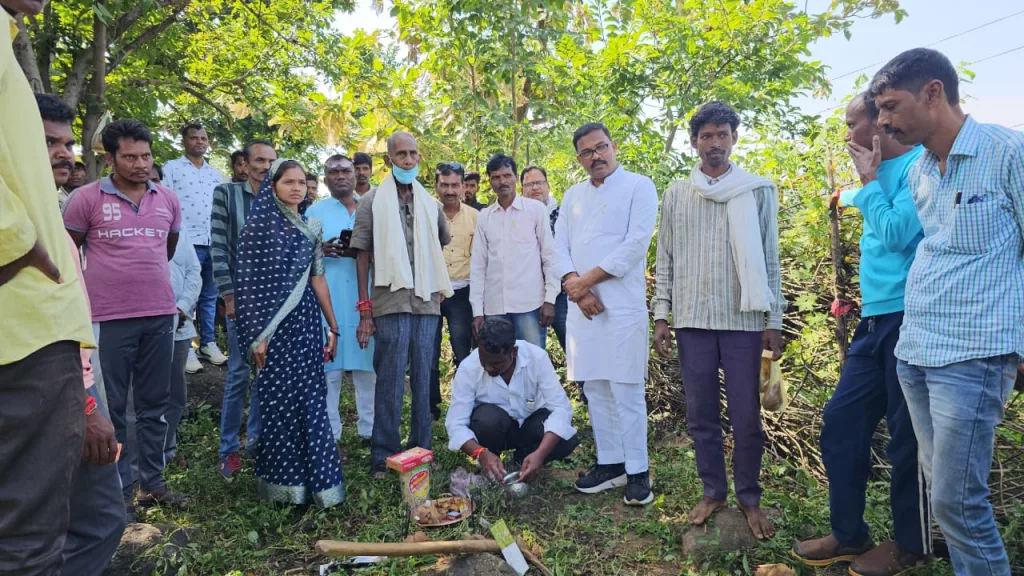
[442,204,478,282]
[1,15,94,364]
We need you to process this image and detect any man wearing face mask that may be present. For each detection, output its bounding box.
[652,102,784,538]
[350,131,452,478]
[446,317,578,483]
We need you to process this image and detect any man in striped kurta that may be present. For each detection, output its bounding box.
[211,139,277,480]
[652,102,784,540]
[871,48,1024,576]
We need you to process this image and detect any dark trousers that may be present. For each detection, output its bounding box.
[431,286,474,419]
[371,313,439,466]
[469,404,580,465]
[0,341,84,576]
[64,386,127,576]
[822,312,929,554]
[552,291,568,353]
[676,329,765,507]
[99,315,174,499]
[126,338,190,481]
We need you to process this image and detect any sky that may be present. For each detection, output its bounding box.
[332,0,1024,131]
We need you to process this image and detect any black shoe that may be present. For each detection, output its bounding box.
[574,463,627,494]
[124,501,138,524]
[623,472,654,506]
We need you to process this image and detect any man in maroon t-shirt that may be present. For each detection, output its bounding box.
[64,119,187,520]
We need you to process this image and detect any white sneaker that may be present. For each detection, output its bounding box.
[198,342,228,366]
[185,349,203,374]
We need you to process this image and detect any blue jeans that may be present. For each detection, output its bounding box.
[219,317,260,458]
[897,355,1016,576]
[431,286,474,419]
[193,245,220,346]
[552,291,568,353]
[371,313,439,467]
[822,313,928,554]
[489,308,545,349]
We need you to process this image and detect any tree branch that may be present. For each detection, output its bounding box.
[12,17,44,93]
[108,6,187,73]
[129,78,234,128]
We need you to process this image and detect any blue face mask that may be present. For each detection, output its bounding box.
[392,164,419,185]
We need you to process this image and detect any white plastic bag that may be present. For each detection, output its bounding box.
[759,350,788,412]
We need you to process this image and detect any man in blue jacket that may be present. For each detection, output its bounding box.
[793,92,929,576]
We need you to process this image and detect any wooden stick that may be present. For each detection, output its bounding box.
[316,539,499,557]
[315,538,555,575]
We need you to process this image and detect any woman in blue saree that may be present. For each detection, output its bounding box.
[235,159,344,507]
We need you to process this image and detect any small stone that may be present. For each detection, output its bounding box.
[680,507,759,561]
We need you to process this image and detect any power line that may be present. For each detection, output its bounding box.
[967,43,1024,65]
[829,9,1024,82]
[810,42,1024,118]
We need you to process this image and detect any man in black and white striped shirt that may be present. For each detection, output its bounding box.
[210,139,277,480]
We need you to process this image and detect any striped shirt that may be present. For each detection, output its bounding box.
[210,180,256,297]
[653,178,785,331]
[896,116,1024,367]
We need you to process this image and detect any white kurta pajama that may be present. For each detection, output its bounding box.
[554,166,658,474]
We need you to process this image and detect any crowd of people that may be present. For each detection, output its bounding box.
[2,0,1023,574]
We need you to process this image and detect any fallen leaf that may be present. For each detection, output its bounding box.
[755,564,796,576]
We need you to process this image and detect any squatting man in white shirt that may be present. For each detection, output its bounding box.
[445,317,579,482]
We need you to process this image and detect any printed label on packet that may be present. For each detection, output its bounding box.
[408,468,430,498]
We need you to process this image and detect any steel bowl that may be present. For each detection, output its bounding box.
[502,471,529,498]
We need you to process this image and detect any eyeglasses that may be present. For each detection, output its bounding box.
[577,142,610,160]
[436,161,463,172]
[523,180,547,189]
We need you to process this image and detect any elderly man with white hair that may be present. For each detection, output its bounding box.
[350,131,453,477]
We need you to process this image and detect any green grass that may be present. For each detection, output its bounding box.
[134,338,1022,575]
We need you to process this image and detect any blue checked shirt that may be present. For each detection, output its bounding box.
[897,116,1024,367]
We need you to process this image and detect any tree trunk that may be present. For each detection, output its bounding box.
[12,18,44,92]
[82,6,107,181]
[826,156,850,365]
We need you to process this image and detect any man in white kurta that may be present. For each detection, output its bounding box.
[554,123,658,506]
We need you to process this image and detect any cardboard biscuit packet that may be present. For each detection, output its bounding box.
[386,447,433,510]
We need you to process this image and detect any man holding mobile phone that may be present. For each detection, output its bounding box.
[307,154,376,445]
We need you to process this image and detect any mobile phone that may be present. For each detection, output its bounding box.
[339,229,352,249]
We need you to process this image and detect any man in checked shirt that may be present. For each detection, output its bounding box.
[870,48,1024,576]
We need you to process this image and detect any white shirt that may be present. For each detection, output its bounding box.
[470,195,559,317]
[161,156,226,245]
[445,340,576,451]
[554,166,658,383]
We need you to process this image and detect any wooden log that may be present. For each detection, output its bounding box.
[316,539,500,557]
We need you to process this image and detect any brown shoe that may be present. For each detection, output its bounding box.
[137,488,189,509]
[849,541,927,576]
[792,533,873,567]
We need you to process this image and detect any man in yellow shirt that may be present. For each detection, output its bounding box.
[431,162,478,420]
[0,2,98,574]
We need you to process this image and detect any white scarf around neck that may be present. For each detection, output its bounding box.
[372,174,453,302]
[689,162,776,312]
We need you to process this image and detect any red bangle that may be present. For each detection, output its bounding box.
[85,396,98,416]
[470,447,486,460]
[356,299,373,312]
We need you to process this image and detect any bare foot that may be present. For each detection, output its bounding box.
[739,504,775,540]
[687,497,726,525]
